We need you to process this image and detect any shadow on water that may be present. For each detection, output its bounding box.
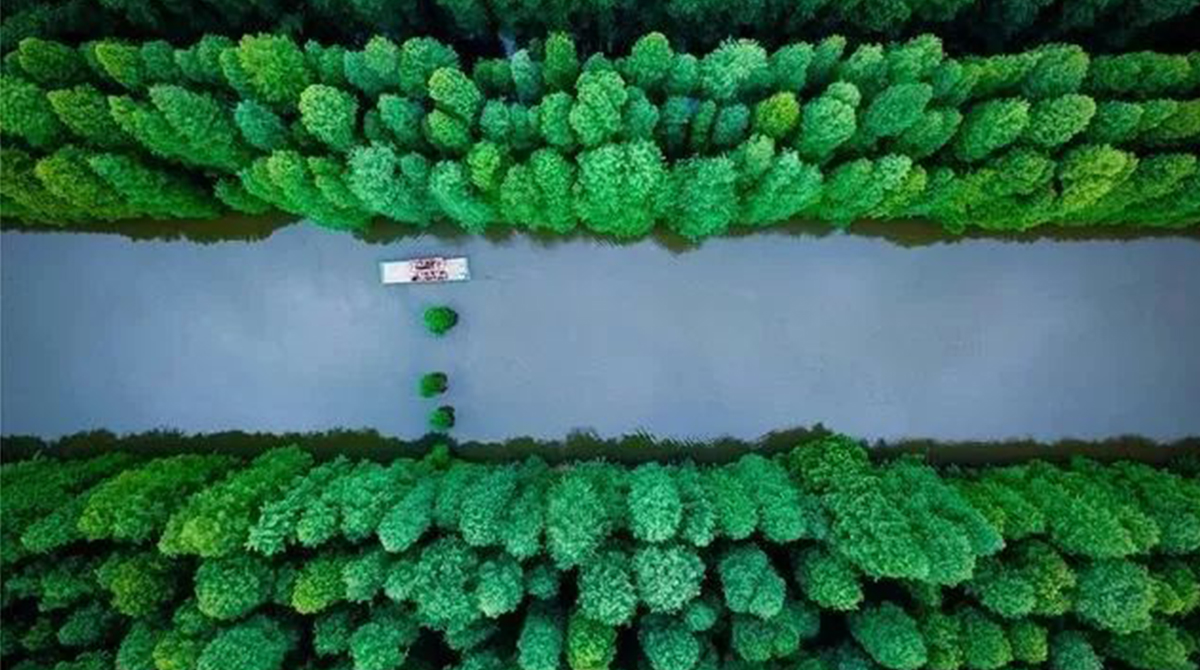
[454,429,1200,467]
[4,428,1198,468]
[7,214,1199,251]
[2,212,295,244]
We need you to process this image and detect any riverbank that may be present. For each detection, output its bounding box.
[5,435,1196,670]
[4,428,1198,466]
[6,214,1200,250]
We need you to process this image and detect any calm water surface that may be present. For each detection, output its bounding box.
[3,226,1198,442]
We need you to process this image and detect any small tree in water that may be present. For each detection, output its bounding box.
[419,372,448,398]
[424,306,459,335]
[429,406,456,431]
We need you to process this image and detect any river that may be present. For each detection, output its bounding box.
[3,225,1198,442]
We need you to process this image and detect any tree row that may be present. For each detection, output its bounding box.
[8,34,1200,113]
[3,0,1199,57]
[2,435,1199,670]
[3,34,1199,237]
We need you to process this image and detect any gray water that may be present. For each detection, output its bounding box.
[3,225,1199,442]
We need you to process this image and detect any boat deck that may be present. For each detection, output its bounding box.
[380,257,470,284]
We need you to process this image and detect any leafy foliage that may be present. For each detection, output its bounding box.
[850,602,927,670]
[429,406,457,432]
[419,372,449,398]
[4,34,1198,237]
[2,435,1199,670]
[424,306,459,336]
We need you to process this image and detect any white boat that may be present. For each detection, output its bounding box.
[380,256,470,284]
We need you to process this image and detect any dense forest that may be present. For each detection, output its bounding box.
[3,0,1199,666]
[4,32,1199,237]
[3,433,1199,670]
[3,0,1199,53]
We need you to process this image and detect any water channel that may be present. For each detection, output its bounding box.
[3,225,1198,442]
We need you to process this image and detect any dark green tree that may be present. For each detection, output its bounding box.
[424,306,459,335]
[1,75,66,148]
[299,85,359,152]
[194,554,275,620]
[575,140,669,238]
[544,33,580,93]
[196,616,293,670]
[566,613,616,670]
[719,545,785,619]
[1073,559,1156,634]
[633,545,704,613]
[639,614,699,670]
[159,448,313,558]
[419,372,449,397]
[233,34,311,108]
[518,603,563,670]
[849,602,927,670]
[429,406,456,432]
